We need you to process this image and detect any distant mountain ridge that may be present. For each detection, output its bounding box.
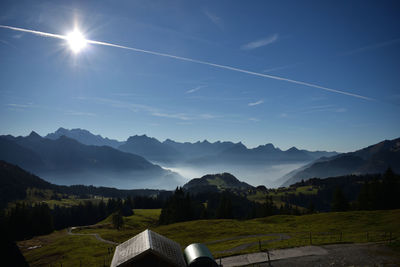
[0,132,183,189]
[119,135,181,163]
[281,137,400,187]
[45,128,337,165]
[46,127,124,148]
[119,133,337,165]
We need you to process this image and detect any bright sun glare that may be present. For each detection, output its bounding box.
[66,30,87,53]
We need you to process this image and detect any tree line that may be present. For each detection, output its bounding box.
[0,195,162,241]
[159,187,301,225]
[280,168,400,213]
[159,169,400,225]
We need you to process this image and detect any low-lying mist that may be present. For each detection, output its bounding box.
[38,170,186,190]
[161,162,307,188]
[35,162,307,190]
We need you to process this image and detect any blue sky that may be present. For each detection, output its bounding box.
[0,0,399,152]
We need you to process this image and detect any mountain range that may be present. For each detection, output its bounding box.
[45,127,124,148]
[281,137,400,186]
[0,132,183,189]
[46,128,338,166]
[2,127,398,189]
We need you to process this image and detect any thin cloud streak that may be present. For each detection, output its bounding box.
[0,25,372,101]
[341,37,400,56]
[280,105,348,117]
[65,111,96,117]
[248,100,264,106]
[204,10,223,29]
[263,62,302,73]
[152,112,190,121]
[75,96,218,121]
[241,34,278,50]
[186,85,206,94]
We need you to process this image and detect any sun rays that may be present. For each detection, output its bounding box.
[66,29,87,53]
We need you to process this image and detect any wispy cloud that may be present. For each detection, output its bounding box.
[65,111,96,117]
[186,85,206,94]
[152,112,190,121]
[76,96,157,113]
[249,117,260,122]
[241,34,279,50]
[341,37,400,56]
[279,105,347,118]
[199,113,217,119]
[75,96,219,121]
[248,100,264,106]
[6,103,42,111]
[263,62,301,73]
[300,105,347,114]
[204,10,223,29]
[13,33,23,39]
[7,103,32,108]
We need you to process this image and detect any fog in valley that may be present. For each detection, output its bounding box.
[36,162,307,190]
[39,170,187,190]
[160,162,307,188]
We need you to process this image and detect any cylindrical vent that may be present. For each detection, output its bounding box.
[183,243,218,267]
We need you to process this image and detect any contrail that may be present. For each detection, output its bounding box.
[0,25,67,40]
[0,25,372,100]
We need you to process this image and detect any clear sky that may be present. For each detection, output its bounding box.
[0,0,399,152]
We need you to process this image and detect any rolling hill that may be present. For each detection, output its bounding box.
[183,172,254,194]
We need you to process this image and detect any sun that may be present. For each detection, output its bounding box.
[66,30,87,53]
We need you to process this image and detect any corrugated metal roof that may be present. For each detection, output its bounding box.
[110,229,186,267]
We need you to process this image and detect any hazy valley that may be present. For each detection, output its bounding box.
[38,127,340,188]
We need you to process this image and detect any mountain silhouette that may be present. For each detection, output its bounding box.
[281,137,400,186]
[46,127,124,148]
[119,135,181,163]
[0,133,183,189]
[183,172,254,194]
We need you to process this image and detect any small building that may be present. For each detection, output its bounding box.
[110,229,186,267]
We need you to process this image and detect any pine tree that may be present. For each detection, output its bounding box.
[112,211,124,230]
[331,187,349,212]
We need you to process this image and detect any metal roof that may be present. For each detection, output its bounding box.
[110,229,186,267]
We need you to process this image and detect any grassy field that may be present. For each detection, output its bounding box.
[20,209,400,266]
[8,187,109,209]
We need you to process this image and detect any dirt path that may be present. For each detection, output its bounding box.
[67,226,119,245]
[218,243,400,267]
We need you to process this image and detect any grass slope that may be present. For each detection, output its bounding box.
[20,209,400,266]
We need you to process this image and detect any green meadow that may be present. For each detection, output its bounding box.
[20,209,400,266]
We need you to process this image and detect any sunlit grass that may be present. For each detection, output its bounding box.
[21,209,400,266]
